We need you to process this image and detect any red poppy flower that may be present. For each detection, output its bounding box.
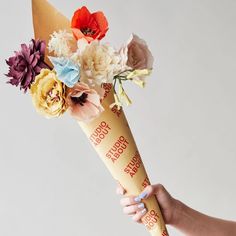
[71,6,109,43]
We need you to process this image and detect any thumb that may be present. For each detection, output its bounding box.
[135,184,165,201]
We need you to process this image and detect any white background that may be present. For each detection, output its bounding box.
[0,0,236,236]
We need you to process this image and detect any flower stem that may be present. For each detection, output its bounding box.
[115,69,133,77]
[113,77,118,94]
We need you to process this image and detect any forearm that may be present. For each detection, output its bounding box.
[171,200,236,236]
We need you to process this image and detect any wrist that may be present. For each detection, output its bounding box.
[169,199,186,227]
[169,199,205,235]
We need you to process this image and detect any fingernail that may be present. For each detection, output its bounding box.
[138,203,145,209]
[139,192,148,199]
[141,208,147,214]
[134,196,141,203]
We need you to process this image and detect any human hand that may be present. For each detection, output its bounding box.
[117,183,236,236]
[116,183,179,225]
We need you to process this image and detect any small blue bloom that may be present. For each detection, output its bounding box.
[49,57,80,88]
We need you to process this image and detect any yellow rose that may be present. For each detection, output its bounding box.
[30,69,67,118]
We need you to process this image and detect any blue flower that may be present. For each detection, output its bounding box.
[49,57,80,88]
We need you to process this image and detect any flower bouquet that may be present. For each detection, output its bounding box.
[5,0,168,235]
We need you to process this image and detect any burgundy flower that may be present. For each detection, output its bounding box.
[5,39,49,92]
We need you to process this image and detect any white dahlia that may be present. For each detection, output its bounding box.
[79,41,122,85]
[48,30,77,57]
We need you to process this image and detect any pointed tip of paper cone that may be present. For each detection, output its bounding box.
[31,0,71,64]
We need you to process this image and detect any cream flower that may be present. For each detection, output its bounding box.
[30,69,67,118]
[48,30,77,57]
[79,41,121,85]
[127,69,152,88]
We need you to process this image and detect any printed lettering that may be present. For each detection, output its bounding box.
[162,230,168,236]
[105,136,129,163]
[102,83,112,99]
[124,151,143,178]
[89,121,111,146]
[111,105,122,117]
[142,176,150,188]
[142,210,160,230]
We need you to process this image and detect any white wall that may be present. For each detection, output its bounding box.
[0,0,235,236]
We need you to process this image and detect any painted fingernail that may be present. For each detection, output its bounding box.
[141,208,147,214]
[134,196,141,203]
[138,203,145,209]
[139,192,148,199]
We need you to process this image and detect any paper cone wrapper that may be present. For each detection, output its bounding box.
[32,0,70,66]
[32,1,168,235]
[79,84,168,236]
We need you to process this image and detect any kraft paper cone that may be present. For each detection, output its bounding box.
[79,84,168,236]
[32,0,70,66]
[31,1,168,235]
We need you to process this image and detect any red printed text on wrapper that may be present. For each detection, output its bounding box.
[124,151,143,178]
[106,136,129,163]
[89,121,111,146]
[142,210,160,230]
[102,83,112,99]
[111,105,122,117]
[161,230,168,236]
[142,176,151,188]
[102,83,122,117]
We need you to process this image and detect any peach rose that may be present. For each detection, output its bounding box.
[120,34,154,70]
[66,82,104,122]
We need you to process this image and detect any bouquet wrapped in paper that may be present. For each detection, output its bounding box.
[4,0,168,235]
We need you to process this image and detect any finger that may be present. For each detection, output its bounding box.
[132,208,147,223]
[156,184,171,197]
[116,182,126,195]
[123,202,145,215]
[137,184,166,200]
[120,196,138,207]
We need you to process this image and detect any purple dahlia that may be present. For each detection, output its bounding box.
[5,39,49,92]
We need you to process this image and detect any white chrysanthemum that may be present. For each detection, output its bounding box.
[79,41,122,85]
[48,30,77,57]
[70,38,88,62]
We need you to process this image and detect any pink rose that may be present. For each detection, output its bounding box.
[125,34,154,70]
[66,82,104,122]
